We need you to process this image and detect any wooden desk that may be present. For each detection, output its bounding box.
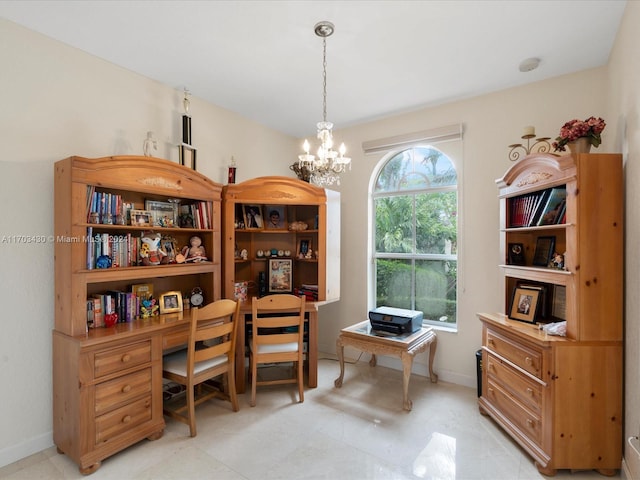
[334,321,437,411]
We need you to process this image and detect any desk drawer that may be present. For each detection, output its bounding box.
[486,353,542,414]
[486,329,542,379]
[95,395,152,445]
[95,368,152,415]
[94,341,151,378]
[486,378,542,447]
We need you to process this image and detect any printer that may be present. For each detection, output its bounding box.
[368,306,423,335]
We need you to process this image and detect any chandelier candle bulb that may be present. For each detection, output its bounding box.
[523,126,535,137]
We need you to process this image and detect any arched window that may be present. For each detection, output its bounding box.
[372,146,458,328]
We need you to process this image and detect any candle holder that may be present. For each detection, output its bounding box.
[508,128,552,161]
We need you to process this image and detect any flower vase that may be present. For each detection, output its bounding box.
[567,137,591,155]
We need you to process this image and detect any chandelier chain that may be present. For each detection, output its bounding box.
[322,37,327,123]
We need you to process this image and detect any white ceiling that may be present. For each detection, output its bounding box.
[0,0,627,138]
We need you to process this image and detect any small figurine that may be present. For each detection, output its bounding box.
[140,232,167,266]
[140,298,159,318]
[182,235,208,262]
[143,131,157,157]
[549,252,564,270]
[240,249,248,260]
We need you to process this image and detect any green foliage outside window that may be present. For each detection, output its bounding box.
[373,147,458,326]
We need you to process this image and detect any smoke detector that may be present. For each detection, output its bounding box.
[519,57,540,72]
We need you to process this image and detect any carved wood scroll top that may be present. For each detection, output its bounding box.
[516,171,553,188]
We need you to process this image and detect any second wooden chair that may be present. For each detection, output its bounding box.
[249,294,306,407]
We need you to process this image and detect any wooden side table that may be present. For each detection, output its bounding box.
[334,320,438,411]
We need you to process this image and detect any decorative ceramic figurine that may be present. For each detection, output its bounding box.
[182,235,208,262]
[140,233,167,266]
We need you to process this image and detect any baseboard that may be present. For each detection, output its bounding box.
[0,431,53,469]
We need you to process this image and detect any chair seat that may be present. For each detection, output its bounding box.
[163,349,228,377]
[251,342,299,355]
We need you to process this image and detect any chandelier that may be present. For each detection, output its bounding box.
[297,21,351,186]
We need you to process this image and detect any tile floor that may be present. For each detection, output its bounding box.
[0,356,622,480]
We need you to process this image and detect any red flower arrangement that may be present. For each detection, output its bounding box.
[553,116,606,152]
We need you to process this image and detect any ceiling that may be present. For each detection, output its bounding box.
[0,1,627,139]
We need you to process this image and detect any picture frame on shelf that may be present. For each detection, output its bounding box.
[145,200,176,227]
[509,286,540,323]
[552,285,567,320]
[159,291,183,314]
[130,209,152,227]
[532,235,556,267]
[507,243,525,265]
[265,205,287,230]
[297,237,312,258]
[268,258,293,293]
[179,143,197,171]
[243,205,264,230]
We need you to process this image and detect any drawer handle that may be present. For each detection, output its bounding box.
[526,387,533,396]
[121,354,131,363]
[121,384,131,394]
[122,415,131,424]
[488,339,495,346]
[525,356,533,366]
[526,418,534,428]
[488,387,494,395]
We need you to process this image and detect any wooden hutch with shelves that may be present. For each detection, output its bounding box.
[477,152,623,476]
[53,155,222,474]
[222,176,340,391]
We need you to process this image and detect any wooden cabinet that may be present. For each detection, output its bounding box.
[477,152,623,476]
[53,155,222,473]
[222,176,340,303]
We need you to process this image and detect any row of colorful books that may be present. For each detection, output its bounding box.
[179,202,212,229]
[294,284,319,301]
[86,228,142,269]
[86,187,134,225]
[87,284,155,328]
[509,186,567,228]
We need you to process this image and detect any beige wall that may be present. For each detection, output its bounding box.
[607,1,640,478]
[1,2,639,473]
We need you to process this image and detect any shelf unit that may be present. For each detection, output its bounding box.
[53,155,222,473]
[222,176,340,303]
[477,152,623,476]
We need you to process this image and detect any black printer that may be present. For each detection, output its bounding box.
[368,306,423,335]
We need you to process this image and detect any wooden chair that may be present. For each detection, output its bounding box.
[249,294,306,407]
[162,299,240,436]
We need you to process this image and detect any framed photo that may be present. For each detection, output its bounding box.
[507,243,525,265]
[297,237,312,258]
[532,236,556,267]
[243,205,264,230]
[145,200,176,227]
[268,258,293,293]
[159,291,183,314]
[552,285,567,320]
[179,143,197,171]
[509,286,540,323]
[265,205,287,230]
[130,209,152,227]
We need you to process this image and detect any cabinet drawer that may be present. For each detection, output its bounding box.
[485,329,542,379]
[94,369,152,415]
[486,353,542,414]
[94,341,152,378]
[95,395,152,445]
[163,330,188,351]
[486,378,542,447]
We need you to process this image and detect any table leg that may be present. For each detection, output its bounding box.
[369,354,377,367]
[307,309,318,388]
[428,336,438,383]
[334,336,345,388]
[401,350,414,411]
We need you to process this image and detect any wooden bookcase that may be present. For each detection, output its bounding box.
[222,176,340,303]
[53,155,222,473]
[477,152,623,476]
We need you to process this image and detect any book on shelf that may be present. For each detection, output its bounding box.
[536,187,567,226]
